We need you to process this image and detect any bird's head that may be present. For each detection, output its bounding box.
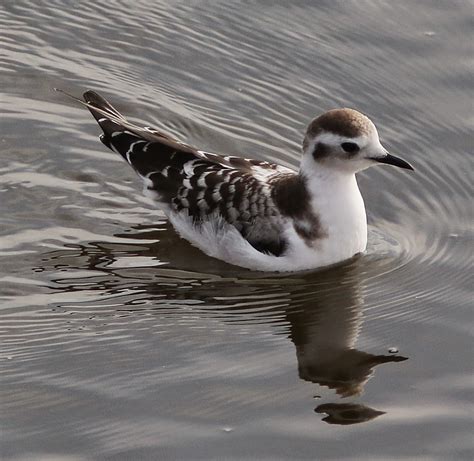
[301,108,414,175]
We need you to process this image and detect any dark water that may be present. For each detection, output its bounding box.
[1,1,472,459]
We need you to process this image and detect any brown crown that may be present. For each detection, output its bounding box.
[303,108,373,151]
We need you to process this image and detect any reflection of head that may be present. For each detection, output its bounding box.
[315,403,385,425]
[298,349,407,397]
[286,265,407,397]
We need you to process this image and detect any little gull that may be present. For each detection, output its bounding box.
[62,90,414,272]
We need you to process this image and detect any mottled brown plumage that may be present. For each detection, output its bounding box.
[78,90,412,271]
[82,91,311,256]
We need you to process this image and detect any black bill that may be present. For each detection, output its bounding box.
[372,153,414,171]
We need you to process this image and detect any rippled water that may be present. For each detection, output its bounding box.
[1,1,472,459]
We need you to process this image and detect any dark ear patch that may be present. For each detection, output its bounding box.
[312,142,331,160]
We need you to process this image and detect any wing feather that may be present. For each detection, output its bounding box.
[74,89,297,255]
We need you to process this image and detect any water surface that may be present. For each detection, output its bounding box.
[1,1,472,460]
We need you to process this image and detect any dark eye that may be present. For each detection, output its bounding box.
[341,142,360,154]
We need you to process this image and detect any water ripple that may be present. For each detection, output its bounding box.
[0,0,472,457]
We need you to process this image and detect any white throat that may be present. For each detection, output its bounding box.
[300,160,368,264]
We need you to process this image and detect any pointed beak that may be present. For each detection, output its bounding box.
[371,152,414,171]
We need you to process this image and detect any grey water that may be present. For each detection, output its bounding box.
[0,1,472,460]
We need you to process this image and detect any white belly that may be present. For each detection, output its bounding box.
[168,197,367,272]
[167,174,367,272]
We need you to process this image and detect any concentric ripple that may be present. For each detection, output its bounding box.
[0,0,472,459]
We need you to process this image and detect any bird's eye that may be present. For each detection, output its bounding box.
[341,142,360,154]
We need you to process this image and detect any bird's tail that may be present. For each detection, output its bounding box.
[54,88,136,155]
[82,90,132,152]
[55,88,176,163]
[83,90,125,122]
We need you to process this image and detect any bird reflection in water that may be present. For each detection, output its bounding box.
[287,283,407,398]
[44,222,408,426]
[282,258,407,424]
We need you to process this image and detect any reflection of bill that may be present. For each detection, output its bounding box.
[315,403,385,425]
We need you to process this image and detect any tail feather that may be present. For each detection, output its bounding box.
[82,91,133,153]
[83,90,125,121]
[55,87,180,144]
[56,88,205,176]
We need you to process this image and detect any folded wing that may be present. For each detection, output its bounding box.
[84,90,295,256]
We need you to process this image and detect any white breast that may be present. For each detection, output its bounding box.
[308,173,367,263]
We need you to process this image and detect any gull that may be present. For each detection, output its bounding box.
[62,89,414,272]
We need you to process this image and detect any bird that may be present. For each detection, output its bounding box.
[62,89,414,272]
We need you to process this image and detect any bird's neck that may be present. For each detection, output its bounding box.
[300,164,368,260]
[303,165,359,198]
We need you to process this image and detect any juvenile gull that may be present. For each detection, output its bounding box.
[74,90,414,272]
